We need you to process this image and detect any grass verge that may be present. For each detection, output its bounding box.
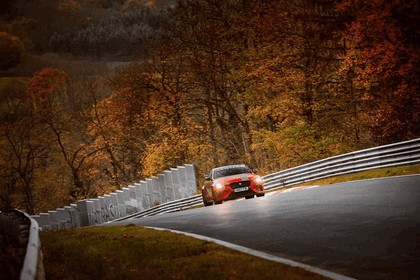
[40,225,328,280]
[293,164,420,188]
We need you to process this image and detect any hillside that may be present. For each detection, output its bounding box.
[0,0,176,72]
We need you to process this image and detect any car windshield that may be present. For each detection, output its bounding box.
[212,166,252,179]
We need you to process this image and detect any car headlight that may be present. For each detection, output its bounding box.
[254,176,264,184]
[215,182,224,190]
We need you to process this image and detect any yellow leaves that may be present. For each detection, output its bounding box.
[142,141,172,177]
[254,123,348,170]
[142,128,187,177]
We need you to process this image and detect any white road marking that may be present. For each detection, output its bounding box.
[145,226,356,280]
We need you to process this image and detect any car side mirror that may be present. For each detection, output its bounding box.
[204,174,211,181]
[252,168,259,173]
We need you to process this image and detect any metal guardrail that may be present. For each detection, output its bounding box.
[0,209,44,280]
[263,138,420,191]
[20,212,44,280]
[114,194,203,221]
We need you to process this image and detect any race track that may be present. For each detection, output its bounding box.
[112,175,420,279]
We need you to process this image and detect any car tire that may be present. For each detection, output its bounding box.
[245,195,254,199]
[202,193,213,207]
[211,189,222,205]
[256,193,265,197]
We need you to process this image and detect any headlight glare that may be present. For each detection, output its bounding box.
[254,176,264,184]
[215,182,223,190]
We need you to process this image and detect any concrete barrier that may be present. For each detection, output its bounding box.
[30,164,198,230]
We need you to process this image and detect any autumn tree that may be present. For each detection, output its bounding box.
[87,77,147,190]
[88,58,195,185]
[0,73,56,213]
[337,0,420,144]
[156,0,263,169]
[26,68,99,201]
[137,50,204,176]
[205,0,354,170]
[26,68,68,111]
[0,103,47,214]
[131,0,358,175]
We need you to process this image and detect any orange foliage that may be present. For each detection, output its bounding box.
[26,68,68,112]
[337,0,420,143]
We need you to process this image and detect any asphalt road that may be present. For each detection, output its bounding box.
[112,175,420,280]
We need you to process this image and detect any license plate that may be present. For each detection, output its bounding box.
[234,187,249,192]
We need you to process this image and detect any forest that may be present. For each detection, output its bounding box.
[0,0,418,214]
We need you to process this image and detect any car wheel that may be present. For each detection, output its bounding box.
[202,193,213,207]
[256,193,265,197]
[245,195,254,199]
[211,189,222,205]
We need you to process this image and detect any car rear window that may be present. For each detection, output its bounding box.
[212,166,252,179]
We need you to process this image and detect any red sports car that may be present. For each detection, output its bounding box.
[201,164,265,206]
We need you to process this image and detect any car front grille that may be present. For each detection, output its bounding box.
[230,180,251,189]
